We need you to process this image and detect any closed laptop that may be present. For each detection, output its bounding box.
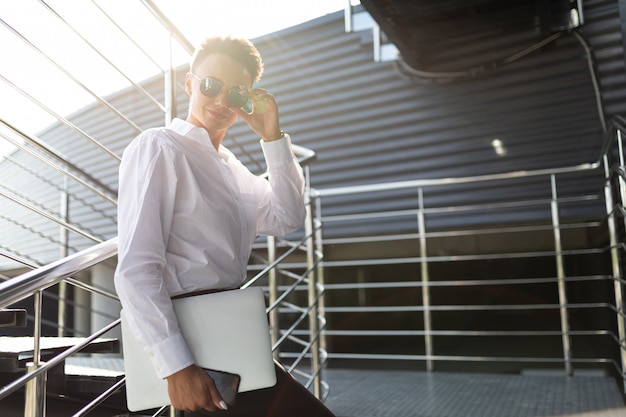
[121,286,277,411]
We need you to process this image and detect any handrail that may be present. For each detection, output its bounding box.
[0,137,319,395]
[602,115,626,158]
[318,161,599,197]
[0,150,321,413]
[90,0,166,73]
[0,248,119,301]
[0,73,121,162]
[139,0,195,54]
[37,0,166,113]
[0,2,325,415]
[0,118,118,202]
[307,116,626,389]
[291,143,317,164]
[0,187,103,243]
[0,238,117,309]
[0,16,143,134]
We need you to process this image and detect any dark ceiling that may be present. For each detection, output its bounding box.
[360,0,579,70]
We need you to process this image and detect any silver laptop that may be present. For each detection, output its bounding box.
[121,286,277,412]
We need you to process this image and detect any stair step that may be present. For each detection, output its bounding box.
[65,356,124,378]
[0,309,26,328]
[64,357,125,396]
[0,336,119,372]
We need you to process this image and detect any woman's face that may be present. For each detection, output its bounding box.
[185,53,252,134]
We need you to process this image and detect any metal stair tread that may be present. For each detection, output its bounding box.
[0,336,119,372]
[0,309,26,328]
[65,356,125,378]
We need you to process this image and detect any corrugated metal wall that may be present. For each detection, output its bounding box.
[584,0,626,116]
[1,2,624,263]
[248,2,620,237]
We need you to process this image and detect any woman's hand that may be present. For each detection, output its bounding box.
[166,364,228,412]
[233,87,283,142]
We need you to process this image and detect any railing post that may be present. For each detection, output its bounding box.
[267,235,279,360]
[24,362,46,417]
[314,191,327,357]
[25,290,46,417]
[372,23,382,63]
[417,187,433,371]
[617,131,626,241]
[605,134,626,392]
[58,176,69,337]
[304,166,321,398]
[344,0,353,32]
[550,174,573,376]
[164,32,177,125]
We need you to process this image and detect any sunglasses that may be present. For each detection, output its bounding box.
[189,73,248,108]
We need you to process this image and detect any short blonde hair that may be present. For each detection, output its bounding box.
[190,36,264,83]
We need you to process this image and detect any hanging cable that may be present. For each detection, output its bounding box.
[395,31,565,82]
[572,30,607,134]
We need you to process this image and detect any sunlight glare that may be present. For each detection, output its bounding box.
[0,0,346,155]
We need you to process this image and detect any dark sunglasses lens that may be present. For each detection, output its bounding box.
[227,88,248,108]
[200,78,222,97]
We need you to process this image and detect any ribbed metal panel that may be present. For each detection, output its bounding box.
[298,21,600,177]
[255,6,613,237]
[583,0,626,116]
[1,4,624,263]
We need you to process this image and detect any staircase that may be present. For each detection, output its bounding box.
[0,1,325,416]
[2,1,626,416]
[0,304,123,414]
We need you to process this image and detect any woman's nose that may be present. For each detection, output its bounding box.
[213,88,231,107]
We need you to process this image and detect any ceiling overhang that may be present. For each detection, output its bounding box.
[360,0,581,71]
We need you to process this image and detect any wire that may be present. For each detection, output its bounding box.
[396,32,564,82]
[572,30,607,134]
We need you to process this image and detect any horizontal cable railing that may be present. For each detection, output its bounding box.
[314,117,626,387]
[0,1,158,272]
[0,0,320,336]
[0,164,323,417]
[2,0,625,414]
[245,176,328,396]
[0,2,325,416]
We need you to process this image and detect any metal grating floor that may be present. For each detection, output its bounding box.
[5,360,626,416]
[322,368,626,417]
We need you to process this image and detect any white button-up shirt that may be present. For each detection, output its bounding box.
[114,118,305,378]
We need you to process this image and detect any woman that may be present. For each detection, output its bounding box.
[115,36,334,416]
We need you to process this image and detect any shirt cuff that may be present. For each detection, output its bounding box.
[146,332,195,379]
[260,134,294,168]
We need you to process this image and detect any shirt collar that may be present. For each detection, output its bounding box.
[167,118,206,141]
[167,118,232,161]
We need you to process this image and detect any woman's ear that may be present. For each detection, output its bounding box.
[184,73,193,96]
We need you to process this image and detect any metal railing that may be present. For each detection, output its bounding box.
[2,0,626,415]
[0,0,182,273]
[313,116,626,388]
[0,1,327,415]
[0,150,325,416]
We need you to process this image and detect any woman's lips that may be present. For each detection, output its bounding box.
[208,109,229,120]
